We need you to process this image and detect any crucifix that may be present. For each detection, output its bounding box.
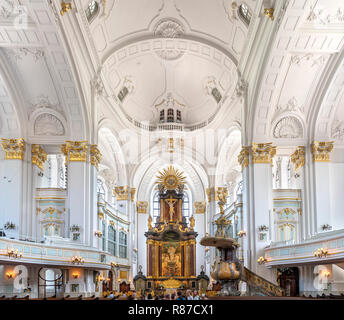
[165,195,177,222]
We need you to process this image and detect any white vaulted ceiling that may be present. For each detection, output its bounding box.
[0,0,86,141]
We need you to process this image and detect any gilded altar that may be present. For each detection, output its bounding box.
[144,166,198,289]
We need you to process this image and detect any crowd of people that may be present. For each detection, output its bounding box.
[106,290,209,300]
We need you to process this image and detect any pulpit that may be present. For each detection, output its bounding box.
[144,166,197,289]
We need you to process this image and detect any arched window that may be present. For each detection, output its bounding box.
[176,110,182,122]
[85,1,99,23]
[107,225,116,256]
[118,86,129,102]
[167,108,174,122]
[238,3,252,25]
[183,191,190,217]
[160,110,165,123]
[119,231,127,258]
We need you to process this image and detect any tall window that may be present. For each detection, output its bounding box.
[238,3,252,25]
[160,110,165,122]
[152,192,160,218]
[118,86,129,102]
[85,1,99,22]
[167,109,174,122]
[176,110,182,122]
[182,192,190,217]
[107,225,116,256]
[102,221,106,251]
[119,231,127,258]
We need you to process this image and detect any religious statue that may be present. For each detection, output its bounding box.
[165,195,177,222]
[189,215,195,229]
[148,215,153,230]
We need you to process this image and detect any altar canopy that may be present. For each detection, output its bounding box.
[145,166,197,288]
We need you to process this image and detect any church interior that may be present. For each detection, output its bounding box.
[1,0,344,300]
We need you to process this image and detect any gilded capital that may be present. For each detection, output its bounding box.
[137,201,148,214]
[311,141,334,162]
[130,188,136,202]
[1,138,25,160]
[90,144,102,169]
[290,146,305,171]
[238,146,249,170]
[61,141,88,163]
[113,186,129,201]
[215,187,228,204]
[251,143,276,164]
[194,201,206,214]
[32,144,47,170]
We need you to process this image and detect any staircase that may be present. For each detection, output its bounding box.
[242,267,285,296]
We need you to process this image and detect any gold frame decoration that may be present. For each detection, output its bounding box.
[238,146,249,170]
[290,146,305,171]
[90,145,102,169]
[251,143,276,164]
[1,138,25,160]
[113,186,129,201]
[194,201,206,214]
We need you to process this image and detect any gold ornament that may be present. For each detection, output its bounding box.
[290,146,305,171]
[113,186,129,201]
[1,138,25,160]
[155,165,186,190]
[90,145,102,169]
[238,146,249,170]
[193,201,206,214]
[31,144,47,170]
[60,1,72,16]
[264,8,274,21]
[137,201,148,214]
[130,188,136,202]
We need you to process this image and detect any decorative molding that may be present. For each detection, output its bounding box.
[0,0,15,19]
[137,201,148,214]
[60,1,72,16]
[31,144,47,170]
[264,8,274,21]
[235,78,248,99]
[290,146,305,172]
[290,54,327,68]
[1,138,25,160]
[90,145,102,170]
[34,113,65,136]
[238,146,249,170]
[273,116,303,139]
[113,186,129,201]
[61,141,88,163]
[193,201,206,214]
[7,48,45,63]
[331,120,344,141]
[251,143,276,164]
[275,97,304,115]
[311,141,334,162]
[29,95,64,117]
[307,6,344,25]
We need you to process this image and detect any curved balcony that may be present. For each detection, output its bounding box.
[264,229,344,267]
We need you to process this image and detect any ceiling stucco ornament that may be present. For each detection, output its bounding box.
[290,54,327,68]
[154,18,185,60]
[331,120,344,141]
[235,78,248,99]
[99,168,117,189]
[0,0,15,18]
[34,113,65,136]
[275,97,304,116]
[7,47,45,62]
[29,95,64,116]
[91,69,105,97]
[273,116,303,139]
[307,6,344,25]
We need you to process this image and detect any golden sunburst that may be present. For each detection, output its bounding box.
[155,165,186,190]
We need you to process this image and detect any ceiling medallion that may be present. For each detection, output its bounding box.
[155,165,186,190]
[154,18,185,61]
[273,116,303,139]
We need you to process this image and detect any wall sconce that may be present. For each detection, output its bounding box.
[321,270,330,278]
[257,256,267,264]
[314,248,328,258]
[204,247,209,252]
[111,262,119,268]
[7,248,22,258]
[71,256,85,264]
[106,277,111,282]
[72,272,80,279]
[6,271,16,279]
[133,248,138,252]
[97,275,104,282]
[238,230,246,238]
[94,230,103,237]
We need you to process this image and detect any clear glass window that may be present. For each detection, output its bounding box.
[85,1,99,22]
[238,3,252,25]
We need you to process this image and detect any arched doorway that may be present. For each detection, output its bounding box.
[277,267,299,296]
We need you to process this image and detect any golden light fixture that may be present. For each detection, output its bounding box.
[7,248,22,258]
[6,271,16,279]
[72,272,80,279]
[238,230,246,238]
[314,248,328,258]
[155,165,186,190]
[94,230,103,237]
[257,256,267,264]
[71,256,85,264]
[321,270,330,278]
